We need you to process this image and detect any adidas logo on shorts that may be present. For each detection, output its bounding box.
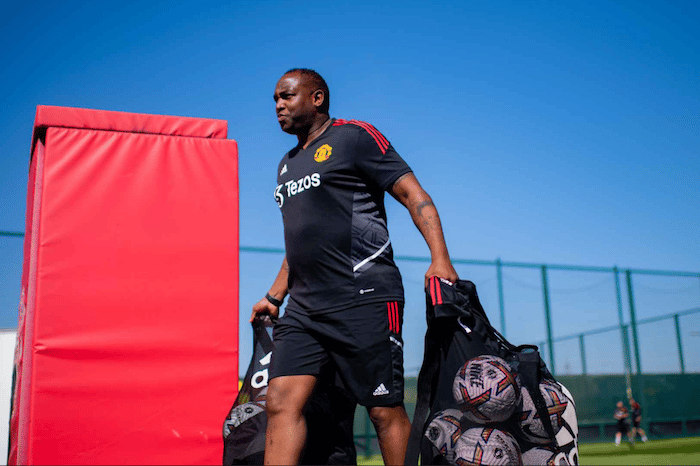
[373,383,390,396]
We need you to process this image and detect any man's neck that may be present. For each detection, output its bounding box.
[298,116,331,149]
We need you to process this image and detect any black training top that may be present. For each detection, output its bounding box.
[614,407,628,426]
[631,404,642,419]
[275,118,412,313]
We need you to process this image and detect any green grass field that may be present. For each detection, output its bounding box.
[356,436,700,465]
[577,436,700,465]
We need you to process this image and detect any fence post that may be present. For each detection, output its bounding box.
[541,265,555,375]
[496,257,506,336]
[614,266,633,399]
[625,270,647,411]
[674,313,685,374]
[579,334,587,375]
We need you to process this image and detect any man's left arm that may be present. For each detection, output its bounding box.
[390,172,459,287]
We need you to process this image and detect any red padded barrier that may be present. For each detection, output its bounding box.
[10,106,239,465]
[34,105,228,139]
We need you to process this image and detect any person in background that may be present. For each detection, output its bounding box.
[629,398,649,443]
[614,400,633,446]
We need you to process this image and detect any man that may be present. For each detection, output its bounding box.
[629,399,648,443]
[613,401,632,446]
[250,68,459,465]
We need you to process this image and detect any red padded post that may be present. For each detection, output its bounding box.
[10,106,239,465]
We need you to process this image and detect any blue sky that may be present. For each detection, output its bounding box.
[1,0,698,376]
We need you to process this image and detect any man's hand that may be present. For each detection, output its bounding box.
[251,257,290,323]
[250,296,280,323]
[425,260,459,288]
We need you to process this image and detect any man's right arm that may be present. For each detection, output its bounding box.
[250,256,289,322]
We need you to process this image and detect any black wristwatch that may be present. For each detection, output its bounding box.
[265,293,284,308]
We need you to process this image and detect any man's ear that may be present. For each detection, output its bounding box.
[313,89,326,109]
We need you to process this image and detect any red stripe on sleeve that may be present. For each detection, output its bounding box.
[351,120,389,153]
[435,278,443,305]
[334,119,389,153]
[350,120,389,147]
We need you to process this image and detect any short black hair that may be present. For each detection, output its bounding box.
[284,68,330,114]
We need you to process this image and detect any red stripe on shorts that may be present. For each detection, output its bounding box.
[388,301,400,334]
[394,302,400,333]
[387,302,393,332]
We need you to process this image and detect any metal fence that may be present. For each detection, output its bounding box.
[230,245,700,452]
[2,231,700,454]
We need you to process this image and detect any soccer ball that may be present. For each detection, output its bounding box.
[554,383,579,466]
[454,426,522,466]
[514,379,568,444]
[424,409,464,463]
[453,355,520,423]
[222,401,266,438]
[521,446,571,465]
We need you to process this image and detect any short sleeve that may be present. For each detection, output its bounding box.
[352,123,412,191]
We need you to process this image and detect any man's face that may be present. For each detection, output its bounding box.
[273,72,317,134]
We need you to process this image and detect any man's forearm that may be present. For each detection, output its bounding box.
[268,256,290,299]
[391,172,457,283]
[407,195,451,262]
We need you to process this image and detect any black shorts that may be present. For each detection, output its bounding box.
[269,301,405,407]
[616,421,629,434]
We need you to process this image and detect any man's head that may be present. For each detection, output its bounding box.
[274,68,329,135]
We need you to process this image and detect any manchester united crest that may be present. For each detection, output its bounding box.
[314,144,332,162]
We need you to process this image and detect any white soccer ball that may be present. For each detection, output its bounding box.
[424,408,464,463]
[222,401,266,439]
[453,355,520,423]
[521,446,571,465]
[454,427,522,466]
[514,378,568,444]
[555,382,579,466]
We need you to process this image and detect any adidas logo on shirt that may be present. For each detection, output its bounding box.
[280,164,288,175]
[373,383,389,396]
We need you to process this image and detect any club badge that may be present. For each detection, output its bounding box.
[314,144,332,162]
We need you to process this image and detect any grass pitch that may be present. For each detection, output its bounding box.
[577,436,700,465]
[356,436,700,465]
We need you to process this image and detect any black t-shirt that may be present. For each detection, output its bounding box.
[614,407,628,426]
[275,118,412,313]
[632,404,642,419]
